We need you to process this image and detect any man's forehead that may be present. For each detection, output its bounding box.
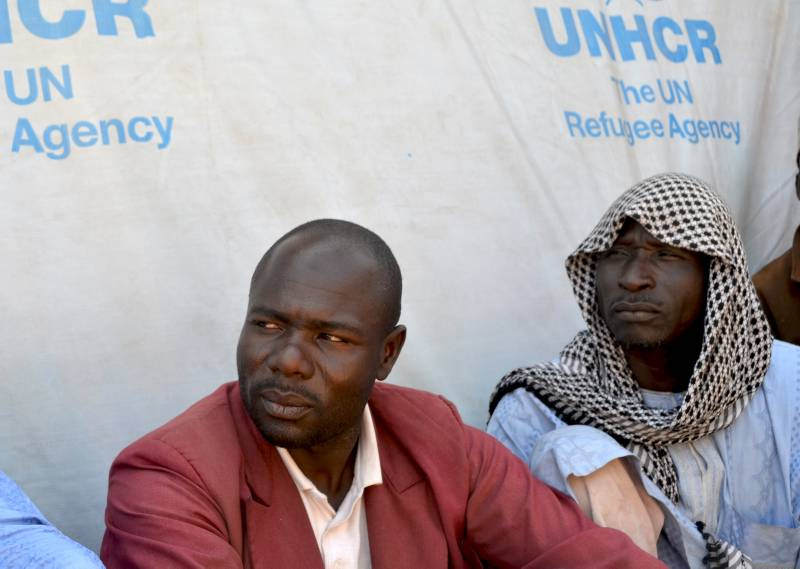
[608,218,710,268]
[255,234,378,285]
[248,234,388,324]
[614,219,671,247]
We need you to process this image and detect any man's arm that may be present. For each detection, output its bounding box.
[487,387,560,464]
[462,425,667,569]
[101,437,243,569]
[0,471,104,569]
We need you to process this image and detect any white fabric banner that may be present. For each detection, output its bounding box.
[1,0,799,551]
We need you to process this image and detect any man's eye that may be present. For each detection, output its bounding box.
[254,320,281,330]
[656,250,681,259]
[602,248,627,258]
[319,333,346,343]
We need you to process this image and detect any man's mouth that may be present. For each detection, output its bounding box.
[259,389,313,420]
[613,301,660,322]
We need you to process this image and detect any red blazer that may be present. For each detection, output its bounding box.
[101,382,665,568]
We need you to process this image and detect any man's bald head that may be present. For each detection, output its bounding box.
[251,219,402,331]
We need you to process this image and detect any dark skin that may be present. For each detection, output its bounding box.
[596,220,707,392]
[237,234,406,509]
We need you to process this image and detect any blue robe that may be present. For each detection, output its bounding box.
[0,470,103,568]
[488,340,800,569]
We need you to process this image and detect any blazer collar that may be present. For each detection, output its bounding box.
[228,383,283,505]
[228,383,425,503]
[229,384,325,569]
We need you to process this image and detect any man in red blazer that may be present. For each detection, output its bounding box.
[101,219,665,569]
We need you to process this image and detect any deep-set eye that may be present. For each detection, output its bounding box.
[656,249,682,259]
[319,333,347,343]
[602,247,628,259]
[252,319,281,330]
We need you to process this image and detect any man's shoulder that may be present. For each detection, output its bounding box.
[764,339,800,391]
[116,382,241,467]
[753,247,792,287]
[368,383,479,460]
[370,382,462,425]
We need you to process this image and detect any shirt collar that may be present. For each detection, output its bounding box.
[277,404,383,494]
[791,225,800,283]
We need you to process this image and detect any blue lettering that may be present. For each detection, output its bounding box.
[43,123,70,159]
[565,111,585,137]
[4,67,37,104]
[652,17,687,63]
[668,113,683,139]
[18,0,85,40]
[0,0,10,43]
[610,14,655,61]
[536,7,580,57]
[650,119,664,137]
[685,20,721,64]
[100,118,126,145]
[128,116,153,142]
[152,116,173,149]
[640,84,655,103]
[11,117,43,153]
[93,0,154,38]
[683,119,699,143]
[11,115,174,159]
[622,120,634,145]
[72,121,98,147]
[39,64,73,101]
[533,8,720,64]
[612,76,657,105]
[672,80,693,104]
[658,79,693,105]
[578,9,614,59]
[633,119,651,139]
[585,117,601,136]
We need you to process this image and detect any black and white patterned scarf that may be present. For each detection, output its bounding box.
[489,173,772,568]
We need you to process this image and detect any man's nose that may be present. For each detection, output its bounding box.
[618,254,655,292]
[266,333,314,379]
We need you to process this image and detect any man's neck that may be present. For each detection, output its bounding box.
[288,424,361,511]
[624,335,702,393]
[625,348,686,392]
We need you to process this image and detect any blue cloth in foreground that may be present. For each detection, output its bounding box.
[0,470,104,568]
[488,340,800,569]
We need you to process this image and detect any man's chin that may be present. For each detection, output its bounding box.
[608,323,667,350]
[613,331,667,350]
[255,424,316,449]
[621,339,666,350]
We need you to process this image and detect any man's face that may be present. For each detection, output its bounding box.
[237,237,404,449]
[596,220,707,349]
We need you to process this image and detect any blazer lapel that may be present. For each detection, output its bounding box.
[242,494,324,569]
[365,420,450,569]
[230,385,325,569]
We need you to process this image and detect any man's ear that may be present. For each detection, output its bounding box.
[376,325,406,381]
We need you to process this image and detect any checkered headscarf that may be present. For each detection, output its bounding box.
[490,173,772,568]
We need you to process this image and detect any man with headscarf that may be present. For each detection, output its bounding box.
[488,173,800,569]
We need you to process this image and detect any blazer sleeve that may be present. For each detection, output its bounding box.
[101,437,243,569]
[461,424,667,569]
